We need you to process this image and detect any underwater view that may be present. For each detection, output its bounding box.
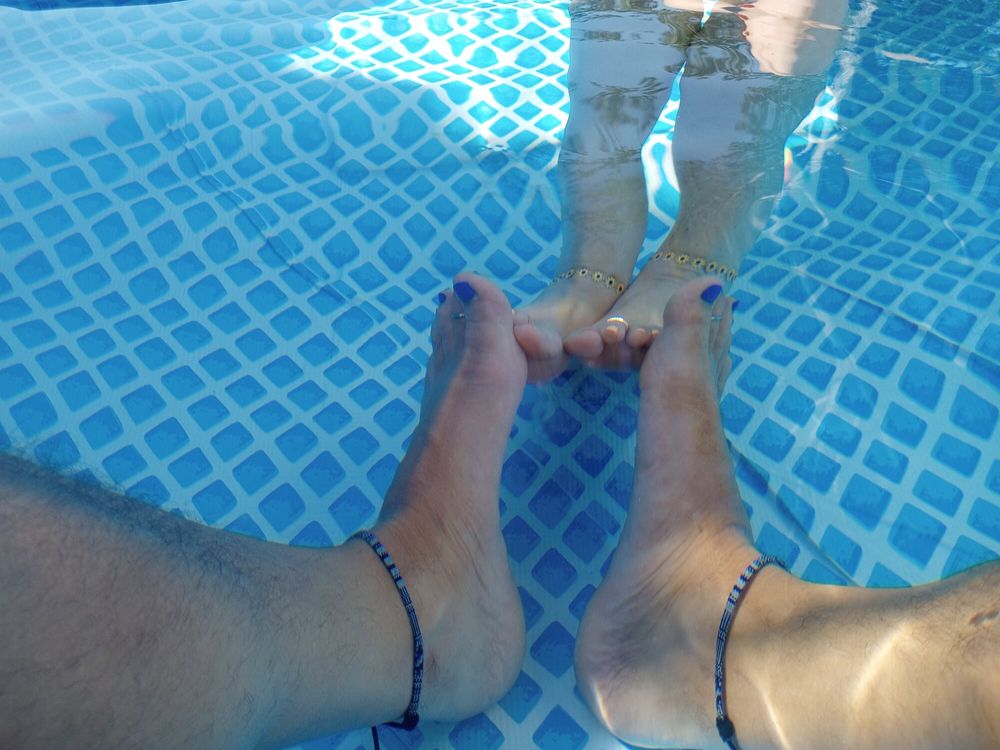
[1,0,998,748]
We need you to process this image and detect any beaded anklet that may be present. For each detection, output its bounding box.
[553,266,627,295]
[715,554,785,750]
[352,529,424,750]
[653,250,739,282]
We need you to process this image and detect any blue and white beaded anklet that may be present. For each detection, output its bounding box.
[352,529,424,750]
[715,554,785,750]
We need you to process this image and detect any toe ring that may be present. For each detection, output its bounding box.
[711,314,723,321]
[451,312,466,320]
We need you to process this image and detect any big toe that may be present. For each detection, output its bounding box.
[563,326,606,360]
[644,278,725,379]
[513,318,570,383]
[452,274,527,374]
[452,274,514,341]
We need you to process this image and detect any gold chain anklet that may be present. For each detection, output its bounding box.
[554,266,627,295]
[652,251,739,282]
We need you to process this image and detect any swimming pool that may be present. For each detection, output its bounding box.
[0,0,998,747]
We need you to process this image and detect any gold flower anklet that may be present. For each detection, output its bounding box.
[554,266,627,295]
[653,251,739,282]
[556,254,737,295]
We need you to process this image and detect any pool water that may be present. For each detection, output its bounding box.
[0,0,998,748]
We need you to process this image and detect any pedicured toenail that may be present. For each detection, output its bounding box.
[731,299,741,311]
[436,292,447,305]
[700,284,723,304]
[454,281,477,303]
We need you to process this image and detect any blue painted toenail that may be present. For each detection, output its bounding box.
[732,299,741,311]
[435,292,447,305]
[700,285,723,304]
[454,281,477,303]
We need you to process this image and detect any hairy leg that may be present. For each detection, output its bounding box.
[575,276,1000,749]
[566,1,844,367]
[513,0,697,381]
[0,274,527,750]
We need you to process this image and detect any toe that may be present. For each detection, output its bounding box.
[513,317,570,383]
[625,326,654,349]
[644,277,725,386]
[451,274,527,379]
[564,327,606,360]
[660,276,726,333]
[600,318,628,345]
[717,352,733,396]
[710,297,734,367]
[453,273,513,323]
[432,291,464,354]
[452,274,514,350]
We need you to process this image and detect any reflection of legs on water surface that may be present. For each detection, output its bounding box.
[576,278,1000,749]
[0,274,527,750]
[514,1,698,381]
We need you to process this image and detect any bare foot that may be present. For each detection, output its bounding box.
[514,275,624,382]
[373,273,527,721]
[564,255,722,370]
[575,275,1000,750]
[574,275,776,747]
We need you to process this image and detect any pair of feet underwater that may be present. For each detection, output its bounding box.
[360,272,1000,750]
[370,271,765,748]
[513,254,703,380]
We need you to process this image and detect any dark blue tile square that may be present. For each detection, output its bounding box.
[531,548,577,598]
[774,386,814,427]
[533,707,588,750]
[530,621,575,677]
[572,435,613,478]
[210,422,254,461]
[192,480,237,525]
[899,359,945,410]
[797,357,835,391]
[942,535,998,577]
[863,440,909,484]
[168,448,211,488]
[121,384,166,424]
[301,451,346,497]
[144,417,190,459]
[561,511,607,563]
[889,503,945,566]
[498,671,543,723]
[857,342,900,377]
[836,374,877,419]
[817,413,861,456]
[327,486,376,536]
[503,516,541,562]
[57,370,101,411]
[750,418,795,461]
[913,470,963,516]
[792,447,840,493]
[949,385,997,439]
[233,451,278,494]
[881,402,927,447]
[449,713,503,750]
[820,525,862,575]
[737,363,778,402]
[932,433,981,476]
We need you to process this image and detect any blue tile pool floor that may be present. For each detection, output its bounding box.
[1,0,998,747]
